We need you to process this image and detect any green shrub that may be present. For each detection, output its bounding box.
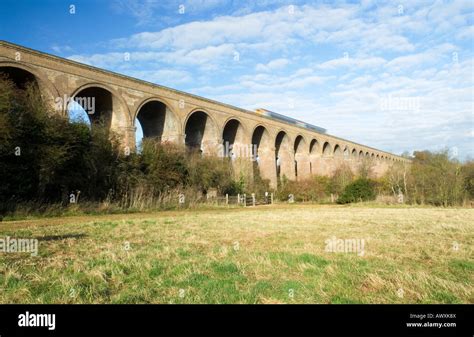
[337,178,376,204]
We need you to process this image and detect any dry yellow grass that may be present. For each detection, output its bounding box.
[0,204,472,303]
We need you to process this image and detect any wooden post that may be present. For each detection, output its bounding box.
[226,194,229,205]
[243,193,247,207]
[252,193,255,206]
[237,193,240,204]
[271,193,274,204]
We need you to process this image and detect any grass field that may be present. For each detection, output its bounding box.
[0,204,472,304]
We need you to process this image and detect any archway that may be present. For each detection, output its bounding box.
[0,66,38,90]
[70,86,114,129]
[322,142,332,157]
[309,139,320,175]
[351,149,358,160]
[251,125,275,186]
[184,110,218,155]
[275,131,294,181]
[222,119,246,159]
[294,135,309,180]
[343,147,350,160]
[135,100,178,148]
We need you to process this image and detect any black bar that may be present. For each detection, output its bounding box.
[0,304,472,337]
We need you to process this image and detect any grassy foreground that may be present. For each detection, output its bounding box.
[0,205,472,304]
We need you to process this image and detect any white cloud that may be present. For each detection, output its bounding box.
[110,4,419,55]
[255,58,290,72]
[317,56,386,70]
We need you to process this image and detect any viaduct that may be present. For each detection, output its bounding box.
[0,41,409,188]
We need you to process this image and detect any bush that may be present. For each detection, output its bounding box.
[276,176,331,202]
[408,150,466,206]
[461,161,474,199]
[326,163,354,197]
[0,76,123,208]
[337,178,376,204]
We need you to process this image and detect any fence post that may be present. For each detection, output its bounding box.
[252,193,255,206]
[226,194,229,205]
[271,193,274,204]
[237,193,240,204]
[243,193,247,207]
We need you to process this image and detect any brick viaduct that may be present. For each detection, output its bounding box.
[0,41,409,188]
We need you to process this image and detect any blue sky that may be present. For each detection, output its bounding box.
[1,0,473,159]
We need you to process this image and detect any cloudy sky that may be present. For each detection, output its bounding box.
[1,0,473,159]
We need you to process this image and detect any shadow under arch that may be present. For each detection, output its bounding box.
[0,62,59,107]
[134,98,179,143]
[184,109,218,155]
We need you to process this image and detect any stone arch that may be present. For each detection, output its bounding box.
[343,146,350,159]
[252,125,272,163]
[0,62,59,110]
[134,98,179,143]
[359,150,364,158]
[322,142,333,157]
[275,130,294,181]
[310,139,319,155]
[184,109,219,155]
[294,135,309,180]
[351,148,359,162]
[222,118,247,159]
[69,82,132,149]
[333,144,343,157]
[251,124,275,186]
[71,83,126,125]
[309,139,320,175]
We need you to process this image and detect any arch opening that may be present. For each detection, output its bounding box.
[275,131,292,180]
[0,66,38,90]
[184,110,217,155]
[343,147,350,159]
[135,100,177,148]
[310,139,319,155]
[294,135,308,180]
[309,139,320,175]
[70,86,113,129]
[352,149,358,159]
[252,125,271,166]
[322,142,332,157]
[222,119,245,160]
[334,144,342,157]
